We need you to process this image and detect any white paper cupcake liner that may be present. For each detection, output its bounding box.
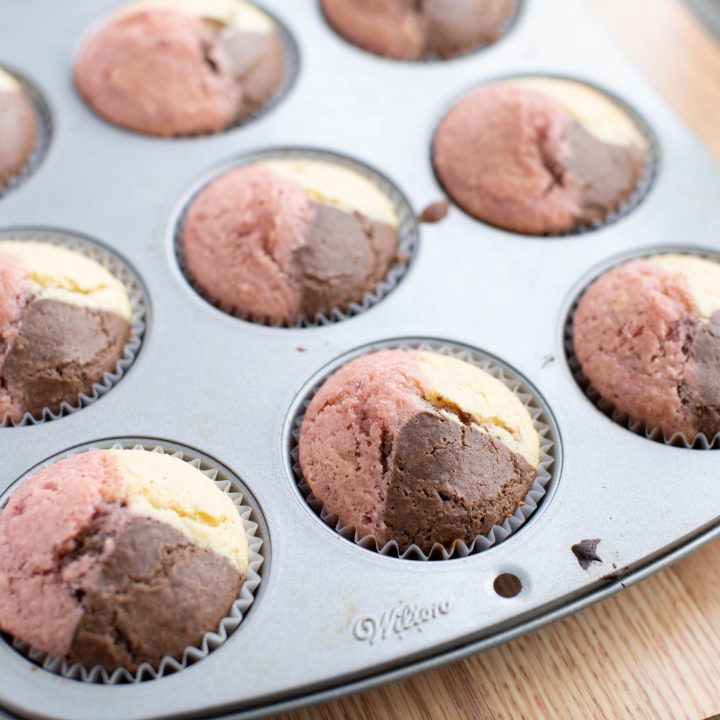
[5,441,265,683]
[289,339,560,561]
[0,229,146,428]
[565,247,720,449]
[175,148,419,328]
[431,74,659,238]
[0,69,52,199]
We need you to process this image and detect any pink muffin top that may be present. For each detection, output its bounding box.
[299,349,540,551]
[573,255,720,440]
[181,159,399,324]
[74,3,285,137]
[0,449,248,671]
[321,0,517,60]
[433,79,647,234]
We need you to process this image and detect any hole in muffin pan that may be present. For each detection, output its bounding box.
[284,338,562,561]
[0,228,148,428]
[318,0,524,64]
[172,147,420,328]
[0,438,268,684]
[0,66,52,199]
[562,245,720,449]
[73,0,299,138]
[430,73,660,238]
[493,573,522,598]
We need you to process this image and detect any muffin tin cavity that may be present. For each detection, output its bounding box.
[431,74,659,237]
[0,66,52,198]
[74,0,299,137]
[0,438,266,684]
[319,0,522,62]
[564,247,720,449]
[286,338,561,561]
[0,229,147,427]
[174,147,419,327]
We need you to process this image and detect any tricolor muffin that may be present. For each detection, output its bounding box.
[0,241,131,423]
[0,68,39,190]
[321,0,518,60]
[573,255,720,441]
[181,158,400,324]
[433,77,649,235]
[74,0,287,137]
[298,349,540,552]
[0,449,249,672]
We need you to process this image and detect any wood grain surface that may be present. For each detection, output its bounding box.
[278,2,720,718]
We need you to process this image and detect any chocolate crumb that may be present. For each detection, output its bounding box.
[419,201,450,224]
[571,538,602,570]
[296,347,307,353]
[604,568,625,582]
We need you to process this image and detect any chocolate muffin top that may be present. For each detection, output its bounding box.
[0,241,132,423]
[299,349,540,552]
[0,449,248,672]
[434,77,649,235]
[573,254,720,440]
[181,158,400,324]
[74,0,287,136]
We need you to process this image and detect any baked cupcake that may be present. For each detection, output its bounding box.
[0,241,131,423]
[298,349,540,552]
[321,0,518,60]
[181,158,400,324]
[434,77,650,235]
[74,0,287,137]
[0,68,39,189]
[573,254,720,441]
[0,448,248,672]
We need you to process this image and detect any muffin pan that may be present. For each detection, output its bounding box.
[1,0,720,718]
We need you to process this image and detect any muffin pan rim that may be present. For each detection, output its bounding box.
[429,70,661,237]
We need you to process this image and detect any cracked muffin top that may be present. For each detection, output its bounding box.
[573,254,720,440]
[181,158,400,324]
[298,349,540,552]
[0,241,132,423]
[74,0,286,136]
[0,448,248,672]
[433,77,648,235]
[321,0,518,60]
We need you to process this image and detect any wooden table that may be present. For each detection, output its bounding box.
[279,2,720,718]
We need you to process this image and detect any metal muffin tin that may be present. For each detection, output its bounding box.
[0,0,719,718]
